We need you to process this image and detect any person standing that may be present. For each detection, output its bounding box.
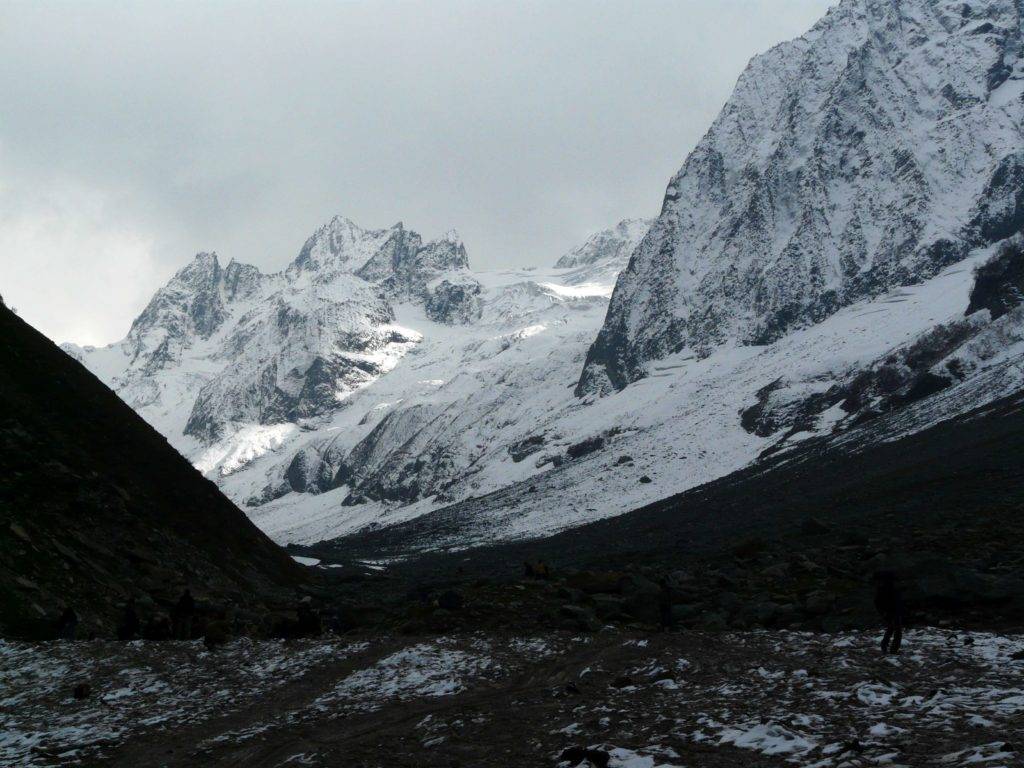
[874,571,903,654]
[172,588,196,640]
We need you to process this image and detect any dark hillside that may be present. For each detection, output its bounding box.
[0,302,304,639]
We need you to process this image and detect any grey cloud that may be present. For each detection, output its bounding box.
[0,0,833,344]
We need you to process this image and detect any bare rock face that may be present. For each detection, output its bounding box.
[425,274,483,325]
[578,0,1024,395]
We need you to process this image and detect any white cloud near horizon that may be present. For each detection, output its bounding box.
[0,0,833,345]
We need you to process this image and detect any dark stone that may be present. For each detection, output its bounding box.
[639,475,652,484]
[72,683,91,700]
[558,747,610,768]
[424,278,483,325]
[591,594,627,620]
[618,574,661,623]
[966,240,1024,320]
[508,435,546,463]
[969,153,1024,244]
[559,604,599,632]
[565,571,623,595]
[203,620,230,649]
[567,436,606,460]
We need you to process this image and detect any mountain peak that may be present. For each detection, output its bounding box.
[554,218,652,270]
[577,0,1024,395]
[183,251,220,273]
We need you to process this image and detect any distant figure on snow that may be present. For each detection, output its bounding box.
[172,588,196,640]
[874,570,904,654]
[55,606,78,640]
[117,598,140,641]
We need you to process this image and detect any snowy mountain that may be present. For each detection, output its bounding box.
[65,216,654,543]
[579,0,1024,394]
[66,218,477,447]
[64,0,1024,552]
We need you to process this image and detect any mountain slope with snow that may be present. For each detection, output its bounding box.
[65,217,657,544]
[579,0,1024,394]
[63,0,1024,552]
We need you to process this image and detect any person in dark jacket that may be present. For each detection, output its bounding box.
[658,577,675,631]
[117,598,140,641]
[55,606,78,640]
[172,588,196,640]
[874,570,904,654]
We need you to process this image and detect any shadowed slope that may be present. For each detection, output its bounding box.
[0,302,304,639]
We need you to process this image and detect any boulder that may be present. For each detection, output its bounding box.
[618,574,662,623]
[740,600,780,627]
[803,591,836,616]
[670,604,701,624]
[591,594,627,620]
[558,747,610,768]
[203,620,230,649]
[898,556,1024,611]
[566,436,605,459]
[559,604,599,632]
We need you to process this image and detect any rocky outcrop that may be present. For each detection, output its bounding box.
[424,274,483,325]
[578,0,1024,395]
[739,240,1024,447]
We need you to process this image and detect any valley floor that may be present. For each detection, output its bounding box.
[3,628,1022,767]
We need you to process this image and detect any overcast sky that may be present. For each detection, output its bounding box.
[0,0,832,345]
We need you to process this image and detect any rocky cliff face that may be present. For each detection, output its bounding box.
[66,217,476,444]
[65,217,635,542]
[579,0,1024,394]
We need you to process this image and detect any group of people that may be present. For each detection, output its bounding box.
[54,588,197,641]
[114,588,196,641]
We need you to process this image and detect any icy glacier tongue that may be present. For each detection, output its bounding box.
[578,0,1024,396]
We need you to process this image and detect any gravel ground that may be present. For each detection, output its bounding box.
[2,628,1023,767]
